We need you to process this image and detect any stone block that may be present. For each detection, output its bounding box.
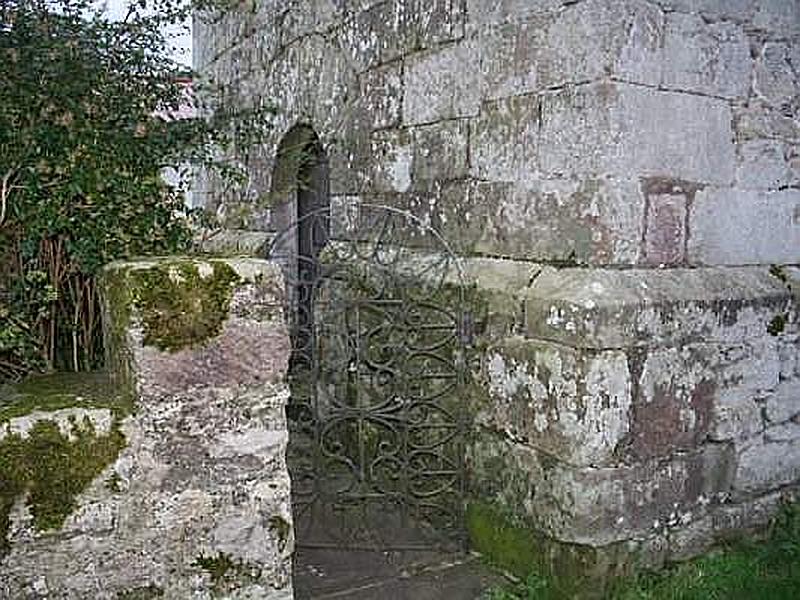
[479,0,664,100]
[537,82,735,185]
[545,0,663,88]
[751,0,800,37]
[410,119,470,184]
[470,94,535,182]
[277,0,341,41]
[734,422,800,495]
[364,180,490,256]
[754,41,800,110]
[469,435,735,546]
[623,347,713,460]
[765,379,800,424]
[480,338,631,467]
[708,339,778,441]
[473,0,664,91]
[402,0,466,47]
[661,13,751,99]
[340,0,464,67]
[524,266,791,350]
[453,175,644,264]
[479,19,548,101]
[338,1,399,71]
[103,258,290,400]
[642,190,689,266]
[403,38,481,125]
[736,139,798,190]
[195,229,273,256]
[359,62,403,130]
[688,188,800,265]
[620,340,776,461]
[466,0,563,24]
[367,128,414,193]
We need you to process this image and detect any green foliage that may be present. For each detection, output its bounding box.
[0,0,274,381]
[0,417,126,553]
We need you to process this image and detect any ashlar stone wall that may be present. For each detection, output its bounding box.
[0,258,294,600]
[195,0,798,267]
[468,263,799,576]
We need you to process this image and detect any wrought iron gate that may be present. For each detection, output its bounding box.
[268,203,468,551]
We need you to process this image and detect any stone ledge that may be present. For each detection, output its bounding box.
[523,265,796,349]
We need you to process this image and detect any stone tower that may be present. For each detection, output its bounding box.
[195,0,800,582]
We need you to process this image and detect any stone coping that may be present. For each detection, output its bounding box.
[517,264,797,349]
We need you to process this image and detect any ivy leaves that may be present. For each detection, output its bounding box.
[0,0,275,378]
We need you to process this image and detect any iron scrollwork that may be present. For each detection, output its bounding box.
[269,203,468,551]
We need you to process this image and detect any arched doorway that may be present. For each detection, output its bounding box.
[270,124,330,370]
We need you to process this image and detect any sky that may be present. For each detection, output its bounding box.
[101,0,192,67]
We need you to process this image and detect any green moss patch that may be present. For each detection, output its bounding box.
[468,501,617,598]
[194,551,262,593]
[0,371,132,422]
[467,501,545,579]
[103,259,242,355]
[133,261,241,352]
[0,417,125,553]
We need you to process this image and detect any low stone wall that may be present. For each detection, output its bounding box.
[0,257,294,600]
[466,262,800,587]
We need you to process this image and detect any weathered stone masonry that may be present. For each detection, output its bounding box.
[0,258,294,599]
[195,0,800,577]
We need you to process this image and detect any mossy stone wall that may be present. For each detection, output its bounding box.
[1,258,295,600]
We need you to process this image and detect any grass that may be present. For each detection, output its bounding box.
[482,502,800,600]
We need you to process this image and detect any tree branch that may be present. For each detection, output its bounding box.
[0,168,18,228]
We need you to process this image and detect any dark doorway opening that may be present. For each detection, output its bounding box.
[270,124,330,372]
